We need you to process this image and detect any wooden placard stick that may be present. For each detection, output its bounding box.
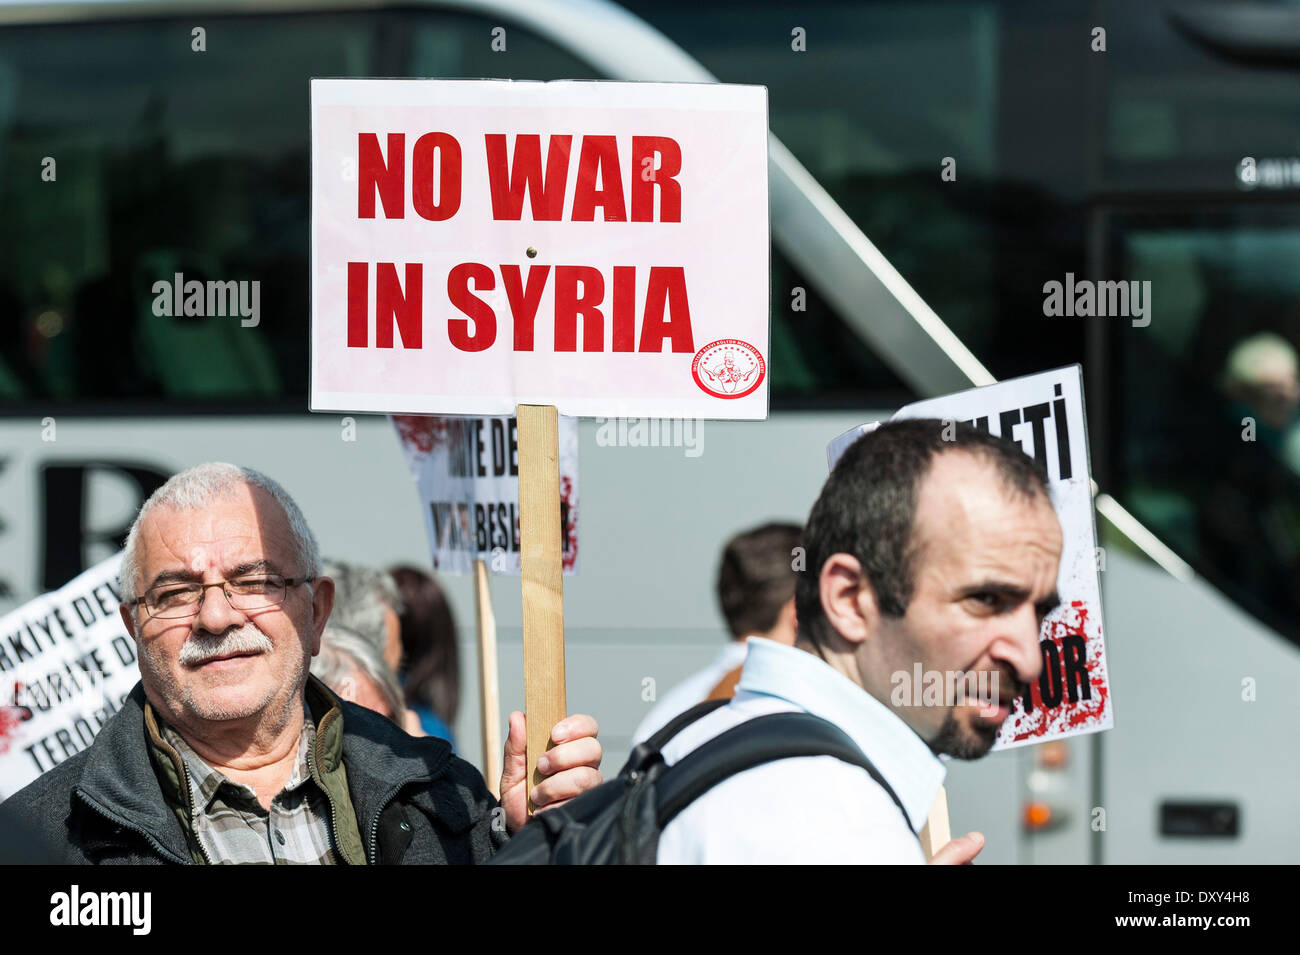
[474,558,502,799]
[919,785,951,861]
[516,403,566,812]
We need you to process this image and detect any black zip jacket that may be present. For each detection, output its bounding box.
[0,681,508,864]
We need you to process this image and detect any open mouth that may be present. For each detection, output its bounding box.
[972,696,1016,721]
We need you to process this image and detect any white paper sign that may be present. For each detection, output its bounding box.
[0,554,139,800]
[392,414,579,575]
[311,79,770,420]
[828,366,1113,748]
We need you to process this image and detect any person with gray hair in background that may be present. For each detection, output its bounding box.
[322,560,404,672]
[326,562,425,735]
[310,625,413,731]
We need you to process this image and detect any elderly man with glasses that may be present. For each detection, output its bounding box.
[0,463,602,864]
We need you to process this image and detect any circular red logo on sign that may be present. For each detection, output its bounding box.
[692,339,766,399]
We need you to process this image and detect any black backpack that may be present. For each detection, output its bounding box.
[489,698,911,864]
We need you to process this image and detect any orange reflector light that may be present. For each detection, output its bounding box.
[1023,802,1054,830]
[1038,741,1069,769]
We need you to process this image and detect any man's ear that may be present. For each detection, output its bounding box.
[119,603,138,640]
[309,576,335,655]
[818,553,880,647]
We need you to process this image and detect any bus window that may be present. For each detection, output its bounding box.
[1105,213,1300,641]
[769,246,910,405]
[1091,1,1300,643]
[0,13,393,407]
[619,0,1078,394]
[0,5,918,413]
[0,10,598,412]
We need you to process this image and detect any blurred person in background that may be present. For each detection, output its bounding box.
[389,565,460,746]
[1222,331,1300,471]
[310,625,416,732]
[324,560,404,671]
[631,521,802,745]
[1202,331,1300,621]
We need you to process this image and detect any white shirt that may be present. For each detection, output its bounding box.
[631,640,751,745]
[656,638,947,864]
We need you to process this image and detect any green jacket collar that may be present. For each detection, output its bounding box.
[143,676,367,865]
[303,676,367,864]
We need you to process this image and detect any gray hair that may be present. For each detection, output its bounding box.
[322,559,402,658]
[119,462,321,601]
[310,625,404,723]
[1224,332,1297,389]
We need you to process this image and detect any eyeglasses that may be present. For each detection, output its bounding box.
[133,573,314,620]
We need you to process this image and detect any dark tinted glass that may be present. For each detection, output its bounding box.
[624,0,1300,642]
[0,10,600,410]
[1105,212,1300,640]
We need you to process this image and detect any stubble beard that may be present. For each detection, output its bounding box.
[140,624,307,724]
[927,708,1000,760]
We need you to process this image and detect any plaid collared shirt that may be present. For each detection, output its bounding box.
[162,709,340,865]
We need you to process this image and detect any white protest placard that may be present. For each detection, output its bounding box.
[391,413,579,575]
[310,79,770,421]
[0,554,139,800]
[828,366,1113,749]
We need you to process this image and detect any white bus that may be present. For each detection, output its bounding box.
[0,0,1296,863]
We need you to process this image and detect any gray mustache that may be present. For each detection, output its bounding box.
[179,626,274,667]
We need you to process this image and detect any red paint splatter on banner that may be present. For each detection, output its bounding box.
[1000,599,1110,744]
[392,415,450,456]
[0,707,24,756]
[559,475,578,572]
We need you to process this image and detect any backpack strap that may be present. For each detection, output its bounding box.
[646,699,731,751]
[620,699,733,777]
[654,711,914,834]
